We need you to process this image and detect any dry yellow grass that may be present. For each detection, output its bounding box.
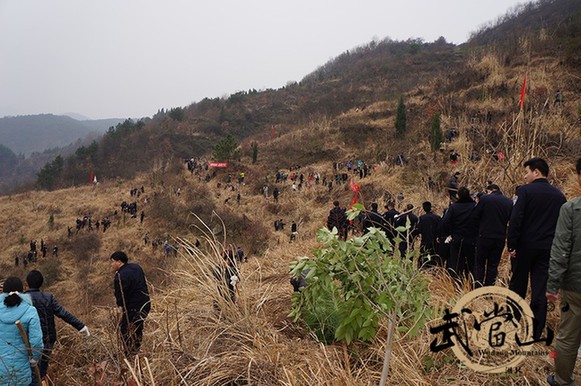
[1,44,580,385]
[1,145,578,385]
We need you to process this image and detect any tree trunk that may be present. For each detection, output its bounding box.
[379,316,395,386]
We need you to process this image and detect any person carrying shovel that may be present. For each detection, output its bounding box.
[0,276,43,385]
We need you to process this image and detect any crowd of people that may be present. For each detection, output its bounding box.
[326,157,581,384]
[0,250,151,384]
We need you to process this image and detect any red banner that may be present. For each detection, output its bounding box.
[209,162,228,168]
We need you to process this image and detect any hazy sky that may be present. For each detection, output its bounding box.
[0,0,524,120]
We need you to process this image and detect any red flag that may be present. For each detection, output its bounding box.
[519,75,527,109]
[89,171,94,185]
[349,179,360,207]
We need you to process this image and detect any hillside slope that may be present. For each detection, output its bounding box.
[1,0,581,384]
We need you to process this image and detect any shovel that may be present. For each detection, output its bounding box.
[15,320,43,386]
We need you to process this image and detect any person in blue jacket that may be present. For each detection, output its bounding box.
[0,276,43,386]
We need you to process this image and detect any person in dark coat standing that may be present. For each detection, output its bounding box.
[362,202,384,234]
[394,203,419,257]
[439,187,477,282]
[417,201,442,268]
[507,157,566,340]
[26,270,89,385]
[110,251,151,357]
[447,171,461,202]
[326,200,348,240]
[383,201,400,245]
[470,184,513,287]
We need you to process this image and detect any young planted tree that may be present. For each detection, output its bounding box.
[429,113,443,153]
[290,205,431,383]
[395,97,407,137]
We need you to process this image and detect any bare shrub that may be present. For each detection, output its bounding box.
[37,257,61,287]
[65,232,102,262]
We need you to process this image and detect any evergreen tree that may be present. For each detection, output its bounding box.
[213,134,239,161]
[395,97,407,137]
[37,155,64,190]
[429,113,443,153]
[168,107,185,121]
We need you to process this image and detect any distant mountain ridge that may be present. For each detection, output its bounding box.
[0,114,124,156]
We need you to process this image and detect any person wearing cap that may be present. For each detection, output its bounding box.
[25,270,89,385]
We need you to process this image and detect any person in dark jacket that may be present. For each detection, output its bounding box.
[447,171,461,202]
[362,202,384,234]
[110,251,151,357]
[213,250,240,313]
[382,201,400,244]
[439,187,477,282]
[25,270,89,384]
[327,200,348,240]
[394,203,419,257]
[470,184,513,287]
[507,157,566,340]
[417,201,442,268]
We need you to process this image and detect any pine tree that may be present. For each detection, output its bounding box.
[429,113,443,153]
[395,97,407,137]
[213,134,239,161]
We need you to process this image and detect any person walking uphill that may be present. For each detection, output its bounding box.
[507,157,566,341]
[111,251,151,358]
[25,270,90,385]
[546,158,581,386]
[0,277,43,386]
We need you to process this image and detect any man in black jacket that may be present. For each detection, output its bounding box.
[362,202,384,234]
[111,251,151,357]
[471,184,513,287]
[327,200,348,240]
[394,203,419,257]
[507,157,566,340]
[26,270,89,384]
[439,187,477,282]
[417,201,442,268]
[382,201,400,244]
